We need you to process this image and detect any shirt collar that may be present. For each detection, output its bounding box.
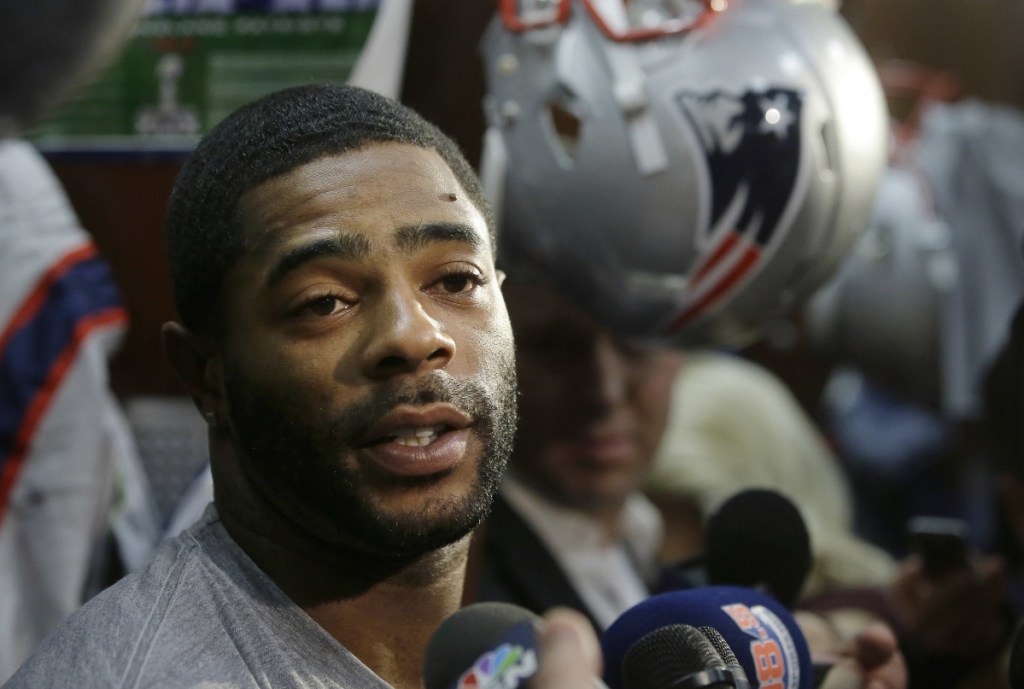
[499,475,663,571]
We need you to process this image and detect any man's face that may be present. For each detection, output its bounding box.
[215,143,517,558]
[504,282,682,515]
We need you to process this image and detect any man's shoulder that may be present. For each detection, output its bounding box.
[3,522,220,687]
[4,517,389,689]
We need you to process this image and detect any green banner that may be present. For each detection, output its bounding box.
[30,10,377,154]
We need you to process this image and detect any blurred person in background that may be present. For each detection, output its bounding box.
[805,95,1024,562]
[644,350,900,598]
[466,0,909,686]
[0,0,159,680]
[645,346,1011,688]
[467,0,887,617]
[470,269,683,631]
[469,274,909,689]
[780,0,1024,585]
[464,0,1012,686]
[796,50,1024,687]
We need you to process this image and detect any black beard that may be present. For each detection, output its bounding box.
[221,357,517,559]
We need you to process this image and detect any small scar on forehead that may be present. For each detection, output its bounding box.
[440,192,458,202]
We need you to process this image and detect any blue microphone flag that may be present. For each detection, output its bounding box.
[601,586,812,689]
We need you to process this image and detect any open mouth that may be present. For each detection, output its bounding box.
[360,422,472,478]
[385,424,450,448]
[357,404,474,477]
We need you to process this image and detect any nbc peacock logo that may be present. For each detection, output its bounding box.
[455,642,538,689]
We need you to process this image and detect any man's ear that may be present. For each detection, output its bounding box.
[161,321,224,419]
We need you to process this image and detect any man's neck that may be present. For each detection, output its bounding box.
[221,506,469,689]
[305,546,468,689]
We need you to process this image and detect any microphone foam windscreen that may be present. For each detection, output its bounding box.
[424,602,541,689]
[623,624,728,689]
[704,489,812,608]
[601,586,812,689]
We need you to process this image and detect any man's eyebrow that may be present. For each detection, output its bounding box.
[395,222,484,253]
[264,234,370,289]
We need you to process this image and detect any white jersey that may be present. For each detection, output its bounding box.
[0,140,158,681]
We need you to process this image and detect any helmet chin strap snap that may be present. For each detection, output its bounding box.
[552,17,669,175]
[604,43,669,175]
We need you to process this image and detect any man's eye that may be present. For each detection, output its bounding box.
[303,295,345,317]
[438,272,484,294]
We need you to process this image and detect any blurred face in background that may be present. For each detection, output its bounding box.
[503,279,682,519]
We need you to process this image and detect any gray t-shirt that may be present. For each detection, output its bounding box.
[3,505,392,689]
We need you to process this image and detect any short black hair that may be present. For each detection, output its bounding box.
[165,83,494,334]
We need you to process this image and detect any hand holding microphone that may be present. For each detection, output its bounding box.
[650,491,906,689]
[424,602,607,689]
[424,600,759,689]
[799,619,906,689]
[427,593,904,689]
[534,608,604,689]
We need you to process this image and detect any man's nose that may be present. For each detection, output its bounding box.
[359,287,456,379]
[580,334,629,411]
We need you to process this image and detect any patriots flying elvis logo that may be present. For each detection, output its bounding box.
[665,86,806,332]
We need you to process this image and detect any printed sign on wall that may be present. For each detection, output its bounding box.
[30,0,380,155]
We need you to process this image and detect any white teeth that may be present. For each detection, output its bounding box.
[391,425,445,447]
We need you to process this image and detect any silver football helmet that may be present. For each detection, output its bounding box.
[482,0,888,346]
[805,166,957,408]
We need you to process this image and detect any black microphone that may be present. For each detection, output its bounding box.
[621,623,741,689]
[696,627,752,689]
[424,602,540,689]
[702,490,825,685]
[704,489,812,609]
